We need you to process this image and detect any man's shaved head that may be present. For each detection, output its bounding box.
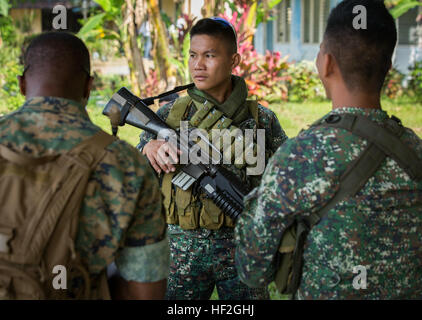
[323,0,396,93]
[20,32,92,103]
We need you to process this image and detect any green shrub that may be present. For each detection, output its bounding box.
[0,13,28,114]
[408,60,422,100]
[0,48,25,113]
[287,61,326,102]
[88,73,131,110]
[382,67,405,99]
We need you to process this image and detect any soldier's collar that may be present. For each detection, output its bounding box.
[187,75,248,120]
[23,96,90,120]
[329,107,388,123]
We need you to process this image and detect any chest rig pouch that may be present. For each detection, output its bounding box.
[162,96,259,230]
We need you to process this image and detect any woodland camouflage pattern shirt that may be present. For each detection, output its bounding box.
[0,97,169,296]
[235,107,422,299]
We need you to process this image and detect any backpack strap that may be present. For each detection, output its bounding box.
[247,100,259,124]
[0,146,58,167]
[67,130,116,167]
[0,131,115,169]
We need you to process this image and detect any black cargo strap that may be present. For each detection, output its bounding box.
[287,113,422,298]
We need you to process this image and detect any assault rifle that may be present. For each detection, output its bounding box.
[102,85,249,222]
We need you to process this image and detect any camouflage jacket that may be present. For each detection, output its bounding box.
[0,97,169,297]
[235,107,422,299]
[137,80,287,237]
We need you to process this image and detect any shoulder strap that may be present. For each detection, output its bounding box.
[287,141,386,296]
[0,147,58,166]
[166,96,192,129]
[246,100,259,124]
[67,130,117,169]
[0,130,115,169]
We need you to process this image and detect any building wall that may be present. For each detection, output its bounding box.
[189,0,204,18]
[254,0,420,74]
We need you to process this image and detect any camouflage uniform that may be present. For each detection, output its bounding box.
[235,107,422,299]
[0,97,169,297]
[138,76,287,299]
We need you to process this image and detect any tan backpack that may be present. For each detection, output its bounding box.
[0,130,116,300]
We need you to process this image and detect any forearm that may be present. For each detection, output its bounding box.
[137,131,156,152]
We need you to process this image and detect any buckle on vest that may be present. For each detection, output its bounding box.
[0,227,14,254]
[325,115,341,124]
[385,115,404,137]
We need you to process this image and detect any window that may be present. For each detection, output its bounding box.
[398,7,420,45]
[302,0,330,44]
[277,0,292,43]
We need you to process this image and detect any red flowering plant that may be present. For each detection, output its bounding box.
[140,69,161,98]
[219,10,290,107]
[382,67,405,99]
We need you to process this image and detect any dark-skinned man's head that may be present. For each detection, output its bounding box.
[19,32,93,106]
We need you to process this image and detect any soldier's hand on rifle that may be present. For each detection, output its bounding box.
[142,139,181,174]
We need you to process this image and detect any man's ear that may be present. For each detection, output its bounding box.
[232,53,241,69]
[322,52,336,78]
[80,75,94,106]
[84,76,94,100]
[17,75,26,97]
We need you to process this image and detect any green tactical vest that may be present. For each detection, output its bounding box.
[274,113,422,299]
[162,95,259,230]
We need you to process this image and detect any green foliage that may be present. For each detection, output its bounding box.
[286,61,326,102]
[408,60,422,99]
[169,34,191,84]
[224,0,283,26]
[382,67,405,100]
[77,0,125,43]
[78,13,107,39]
[0,15,17,45]
[0,11,25,114]
[256,0,284,25]
[0,0,8,17]
[388,0,422,18]
[168,14,197,85]
[0,46,25,113]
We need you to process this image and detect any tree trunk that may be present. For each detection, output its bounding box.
[201,0,225,17]
[123,0,147,96]
[147,0,176,89]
